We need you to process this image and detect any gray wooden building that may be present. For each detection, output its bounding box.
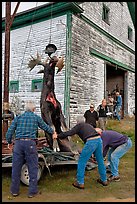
[2,2,135,128]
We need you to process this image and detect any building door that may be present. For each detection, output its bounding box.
[106,63,125,118]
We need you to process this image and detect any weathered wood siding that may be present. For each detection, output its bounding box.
[69,2,135,127]
[80,2,135,49]
[2,15,67,116]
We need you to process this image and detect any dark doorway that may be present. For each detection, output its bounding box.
[106,63,125,118]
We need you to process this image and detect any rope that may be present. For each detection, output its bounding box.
[10,2,38,112]
[49,3,53,44]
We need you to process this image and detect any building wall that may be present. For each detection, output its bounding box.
[128,72,135,116]
[79,2,135,49]
[2,14,67,116]
[2,2,135,128]
[69,2,135,127]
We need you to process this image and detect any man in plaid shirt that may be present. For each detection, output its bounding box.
[6,101,57,198]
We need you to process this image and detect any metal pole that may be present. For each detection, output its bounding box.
[3,2,11,138]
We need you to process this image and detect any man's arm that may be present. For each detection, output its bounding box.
[96,111,99,121]
[97,105,100,112]
[101,136,109,157]
[57,125,78,139]
[37,115,54,134]
[103,145,109,157]
[6,118,18,144]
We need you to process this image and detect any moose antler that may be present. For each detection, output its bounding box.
[56,57,65,74]
[28,52,49,71]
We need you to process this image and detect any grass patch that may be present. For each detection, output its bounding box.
[106,117,135,143]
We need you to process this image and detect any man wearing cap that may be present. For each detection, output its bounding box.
[84,104,99,128]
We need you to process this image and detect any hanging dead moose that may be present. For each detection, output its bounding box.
[28,44,72,152]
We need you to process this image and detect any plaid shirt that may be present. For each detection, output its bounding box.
[6,111,54,144]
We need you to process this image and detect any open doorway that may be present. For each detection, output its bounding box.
[106,63,125,118]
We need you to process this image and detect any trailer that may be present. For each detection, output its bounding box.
[2,137,98,186]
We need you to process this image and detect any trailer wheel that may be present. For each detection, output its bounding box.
[20,163,43,186]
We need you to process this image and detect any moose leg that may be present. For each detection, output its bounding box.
[57,113,72,152]
[41,106,54,149]
[57,138,72,152]
[51,108,72,152]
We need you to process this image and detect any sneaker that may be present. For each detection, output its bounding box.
[11,193,19,197]
[72,181,84,189]
[28,191,41,198]
[97,179,108,186]
[108,175,120,182]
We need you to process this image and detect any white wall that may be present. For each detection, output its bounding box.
[2,14,67,116]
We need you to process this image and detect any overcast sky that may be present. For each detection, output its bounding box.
[2,2,50,17]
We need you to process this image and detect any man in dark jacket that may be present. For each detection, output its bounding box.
[53,117,108,189]
[84,104,98,128]
[95,128,132,182]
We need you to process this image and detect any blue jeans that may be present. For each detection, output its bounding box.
[115,106,121,121]
[10,140,38,195]
[77,138,107,184]
[107,138,132,176]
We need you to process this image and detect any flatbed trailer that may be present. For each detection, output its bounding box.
[2,138,98,186]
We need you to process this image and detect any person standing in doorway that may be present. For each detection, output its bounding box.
[107,94,114,119]
[84,104,99,128]
[97,99,109,130]
[115,92,122,121]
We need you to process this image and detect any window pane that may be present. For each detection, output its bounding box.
[128,26,133,41]
[9,81,19,93]
[32,79,43,92]
[102,4,110,24]
[34,82,42,90]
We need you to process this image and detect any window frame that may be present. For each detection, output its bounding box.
[31,79,43,92]
[102,4,110,25]
[128,26,133,42]
[9,80,19,93]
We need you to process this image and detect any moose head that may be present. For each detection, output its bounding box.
[28,44,65,74]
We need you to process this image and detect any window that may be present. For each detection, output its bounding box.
[128,26,133,42]
[32,79,43,92]
[102,4,110,24]
[9,81,19,93]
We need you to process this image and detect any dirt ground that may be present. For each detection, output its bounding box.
[2,191,135,202]
[97,197,135,202]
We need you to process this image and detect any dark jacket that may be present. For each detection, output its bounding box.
[84,110,98,128]
[101,130,128,157]
[58,122,100,143]
[97,104,109,117]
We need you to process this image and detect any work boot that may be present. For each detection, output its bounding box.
[28,191,41,198]
[72,181,84,189]
[108,175,120,182]
[10,192,19,197]
[97,179,108,186]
